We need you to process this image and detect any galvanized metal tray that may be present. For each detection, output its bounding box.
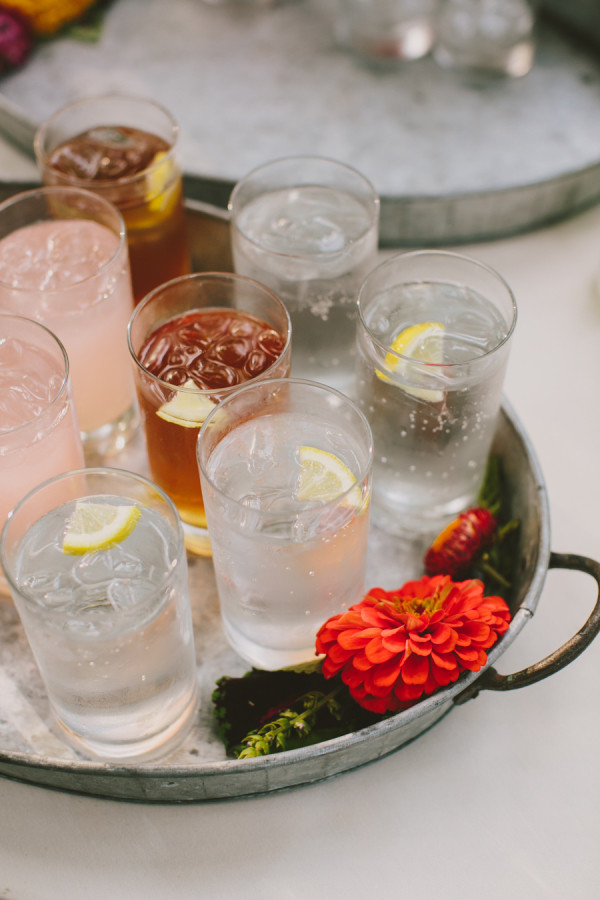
[2,400,600,803]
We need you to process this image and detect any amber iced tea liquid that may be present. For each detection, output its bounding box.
[35,96,191,304]
[136,308,289,537]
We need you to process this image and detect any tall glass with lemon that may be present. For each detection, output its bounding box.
[198,378,373,670]
[0,468,198,762]
[356,250,517,537]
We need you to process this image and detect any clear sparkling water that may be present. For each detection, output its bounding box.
[435,0,536,77]
[13,499,198,760]
[202,412,370,669]
[356,281,511,536]
[232,186,378,394]
[237,186,370,256]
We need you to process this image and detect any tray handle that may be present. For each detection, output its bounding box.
[454,552,600,703]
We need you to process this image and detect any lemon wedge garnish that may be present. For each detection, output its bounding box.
[377,321,445,403]
[296,446,362,508]
[157,379,216,428]
[62,502,141,555]
[146,151,175,211]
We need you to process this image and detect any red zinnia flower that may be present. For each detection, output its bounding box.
[316,575,511,715]
[424,507,497,577]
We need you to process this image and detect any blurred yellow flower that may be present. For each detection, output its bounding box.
[0,0,98,36]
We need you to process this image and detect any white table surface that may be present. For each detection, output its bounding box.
[2,42,600,898]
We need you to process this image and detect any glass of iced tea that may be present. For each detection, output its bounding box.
[0,186,138,457]
[128,272,292,555]
[34,93,190,305]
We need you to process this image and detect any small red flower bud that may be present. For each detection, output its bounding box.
[424,507,497,577]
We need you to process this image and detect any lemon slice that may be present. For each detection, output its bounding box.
[377,321,445,403]
[157,379,216,428]
[146,151,175,211]
[63,502,141,555]
[296,446,362,508]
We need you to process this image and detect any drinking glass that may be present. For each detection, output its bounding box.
[0,467,198,762]
[198,378,373,670]
[355,250,517,537]
[434,0,538,78]
[334,0,440,65]
[229,156,380,395]
[128,272,291,556]
[0,186,138,457]
[34,93,190,305]
[0,313,84,544]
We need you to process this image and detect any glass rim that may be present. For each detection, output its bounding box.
[197,376,374,512]
[228,154,381,260]
[33,92,180,189]
[0,186,127,294]
[127,271,293,395]
[0,466,185,597]
[357,248,518,368]
[0,312,71,437]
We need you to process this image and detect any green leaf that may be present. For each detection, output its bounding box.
[477,456,502,516]
[213,668,381,757]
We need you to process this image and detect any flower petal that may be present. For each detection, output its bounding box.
[401,651,429,685]
[407,636,432,657]
[364,635,396,665]
[338,627,380,650]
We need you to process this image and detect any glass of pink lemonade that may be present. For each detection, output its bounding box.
[0,314,84,592]
[0,187,138,458]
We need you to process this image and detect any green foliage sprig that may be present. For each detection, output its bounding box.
[234,688,343,759]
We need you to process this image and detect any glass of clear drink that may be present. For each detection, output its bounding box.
[197,378,373,670]
[0,467,198,762]
[0,186,138,457]
[34,93,190,305]
[433,0,539,79]
[229,156,380,395]
[0,314,84,592]
[128,272,291,556]
[333,0,440,65]
[355,250,517,537]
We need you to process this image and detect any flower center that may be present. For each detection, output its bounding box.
[397,595,440,616]
[387,583,453,620]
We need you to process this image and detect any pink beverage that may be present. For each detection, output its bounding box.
[0,314,84,531]
[0,188,137,456]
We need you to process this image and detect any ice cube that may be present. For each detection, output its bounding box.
[107,579,140,611]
